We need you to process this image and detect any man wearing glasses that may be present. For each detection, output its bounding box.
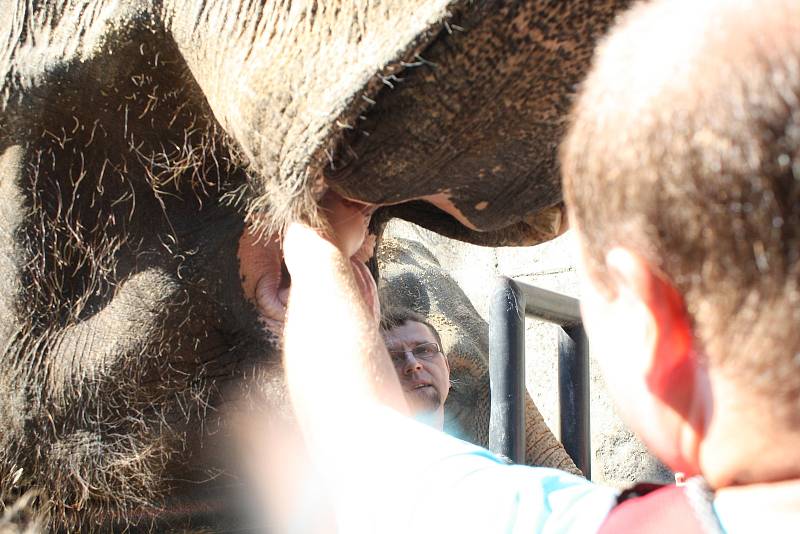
[380,308,450,430]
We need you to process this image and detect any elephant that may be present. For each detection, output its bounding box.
[377,236,579,473]
[0,0,631,531]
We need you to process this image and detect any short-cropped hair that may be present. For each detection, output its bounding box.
[380,306,443,349]
[561,0,800,425]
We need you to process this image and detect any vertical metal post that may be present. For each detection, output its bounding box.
[558,324,591,478]
[489,277,526,464]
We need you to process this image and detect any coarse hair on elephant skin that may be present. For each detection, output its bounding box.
[1,0,629,530]
[378,236,580,474]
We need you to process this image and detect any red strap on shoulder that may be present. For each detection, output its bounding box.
[597,484,706,534]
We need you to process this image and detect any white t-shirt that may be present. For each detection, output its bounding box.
[330,407,618,533]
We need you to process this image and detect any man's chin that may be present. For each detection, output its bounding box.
[406,387,442,414]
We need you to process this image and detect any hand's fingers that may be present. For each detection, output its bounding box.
[351,259,380,323]
[282,222,342,275]
[353,233,377,264]
[282,222,379,324]
[318,191,373,258]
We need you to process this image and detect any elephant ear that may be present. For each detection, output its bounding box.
[377,237,580,474]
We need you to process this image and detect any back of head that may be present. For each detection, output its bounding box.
[562,0,800,427]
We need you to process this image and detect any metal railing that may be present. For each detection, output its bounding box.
[489,277,591,478]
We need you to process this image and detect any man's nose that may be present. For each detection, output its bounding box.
[402,353,423,375]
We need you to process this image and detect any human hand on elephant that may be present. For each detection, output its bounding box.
[279,216,409,420]
[239,191,380,333]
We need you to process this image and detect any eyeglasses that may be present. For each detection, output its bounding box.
[387,342,442,367]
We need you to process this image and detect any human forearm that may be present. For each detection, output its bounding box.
[280,223,409,446]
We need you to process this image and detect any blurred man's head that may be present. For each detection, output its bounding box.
[380,308,450,429]
[561,0,800,485]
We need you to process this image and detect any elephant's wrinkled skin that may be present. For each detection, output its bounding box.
[0,1,629,530]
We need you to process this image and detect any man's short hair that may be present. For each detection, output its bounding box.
[380,306,443,349]
[561,0,800,425]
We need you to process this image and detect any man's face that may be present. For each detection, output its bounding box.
[383,321,450,418]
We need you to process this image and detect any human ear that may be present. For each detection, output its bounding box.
[605,248,702,473]
[605,248,694,412]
